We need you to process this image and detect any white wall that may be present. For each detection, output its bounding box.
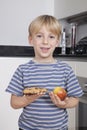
[0,0,54,46]
[54,0,87,19]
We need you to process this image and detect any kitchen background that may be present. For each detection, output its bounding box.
[0,0,87,130]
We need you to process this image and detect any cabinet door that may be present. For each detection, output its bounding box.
[75,61,87,92]
[67,108,76,130]
[76,62,87,78]
[54,0,87,19]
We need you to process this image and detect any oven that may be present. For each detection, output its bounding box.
[78,94,87,130]
[76,77,87,130]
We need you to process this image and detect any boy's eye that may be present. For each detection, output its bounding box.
[49,35,55,39]
[36,34,42,38]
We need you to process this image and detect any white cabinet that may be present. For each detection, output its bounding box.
[75,61,87,78]
[67,108,76,130]
[75,61,87,95]
[54,0,87,19]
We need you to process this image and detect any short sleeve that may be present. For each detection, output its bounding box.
[5,65,24,96]
[66,67,83,97]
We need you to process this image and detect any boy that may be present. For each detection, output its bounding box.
[6,15,83,130]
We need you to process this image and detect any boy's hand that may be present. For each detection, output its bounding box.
[24,93,43,104]
[49,92,69,108]
[11,93,44,109]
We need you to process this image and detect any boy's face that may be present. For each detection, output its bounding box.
[29,26,59,60]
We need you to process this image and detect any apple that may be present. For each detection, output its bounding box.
[53,87,67,100]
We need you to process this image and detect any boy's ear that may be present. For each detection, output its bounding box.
[28,36,33,46]
[56,39,59,47]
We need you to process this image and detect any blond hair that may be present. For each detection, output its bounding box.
[28,15,61,39]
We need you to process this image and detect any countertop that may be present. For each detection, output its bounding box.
[0,45,87,59]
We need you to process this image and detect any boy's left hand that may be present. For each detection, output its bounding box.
[49,91,69,108]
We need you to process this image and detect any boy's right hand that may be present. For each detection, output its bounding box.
[11,94,43,109]
[24,93,43,104]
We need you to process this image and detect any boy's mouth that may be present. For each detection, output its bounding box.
[40,47,50,53]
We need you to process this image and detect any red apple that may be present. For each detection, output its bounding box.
[53,87,67,100]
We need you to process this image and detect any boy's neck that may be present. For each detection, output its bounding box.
[33,57,56,64]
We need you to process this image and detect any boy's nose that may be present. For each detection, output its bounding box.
[43,38,48,44]
[44,42,48,45]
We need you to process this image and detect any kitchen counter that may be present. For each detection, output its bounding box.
[0,45,87,59]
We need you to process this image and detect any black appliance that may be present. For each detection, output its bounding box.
[76,77,87,130]
[78,94,87,130]
[75,36,87,54]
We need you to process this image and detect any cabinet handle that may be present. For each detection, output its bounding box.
[84,83,87,87]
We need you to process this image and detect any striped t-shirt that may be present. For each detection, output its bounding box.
[6,60,83,130]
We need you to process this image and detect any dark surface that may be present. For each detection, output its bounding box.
[0,45,87,58]
[78,102,87,130]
